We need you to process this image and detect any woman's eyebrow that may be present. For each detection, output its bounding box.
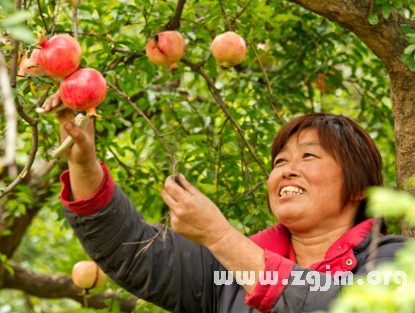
[279,141,320,153]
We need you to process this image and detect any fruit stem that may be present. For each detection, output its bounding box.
[85,107,102,121]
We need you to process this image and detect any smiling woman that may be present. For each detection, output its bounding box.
[50,98,407,313]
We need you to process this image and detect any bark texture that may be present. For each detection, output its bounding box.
[287,0,415,236]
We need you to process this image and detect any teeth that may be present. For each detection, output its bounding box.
[279,186,306,197]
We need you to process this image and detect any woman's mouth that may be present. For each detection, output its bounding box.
[279,186,306,199]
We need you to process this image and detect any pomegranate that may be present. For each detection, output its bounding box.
[72,261,106,290]
[211,32,246,68]
[146,31,186,69]
[312,71,335,92]
[1,35,9,44]
[38,34,81,79]
[60,68,107,118]
[18,49,42,77]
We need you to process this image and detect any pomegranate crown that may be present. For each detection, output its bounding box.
[35,29,48,47]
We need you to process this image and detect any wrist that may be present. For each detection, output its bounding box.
[204,224,235,251]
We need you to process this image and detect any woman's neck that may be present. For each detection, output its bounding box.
[291,222,354,268]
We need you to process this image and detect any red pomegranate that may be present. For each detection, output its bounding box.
[72,261,106,290]
[38,34,81,79]
[211,32,246,68]
[60,68,107,118]
[18,49,42,77]
[146,31,186,69]
[1,35,9,44]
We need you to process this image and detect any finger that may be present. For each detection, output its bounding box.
[61,120,88,148]
[42,91,61,112]
[164,176,189,202]
[51,91,62,109]
[175,174,200,196]
[161,189,178,209]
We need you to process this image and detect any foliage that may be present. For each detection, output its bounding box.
[0,0,412,311]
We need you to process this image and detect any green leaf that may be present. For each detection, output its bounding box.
[392,0,403,9]
[404,44,415,55]
[8,25,36,43]
[17,203,26,215]
[202,51,211,61]
[375,0,387,3]
[274,14,302,22]
[368,14,379,25]
[112,299,121,313]
[2,11,31,26]
[382,1,391,19]
[401,24,414,34]
[408,55,415,71]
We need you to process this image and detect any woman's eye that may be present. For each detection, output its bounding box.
[275,158,286,165]
[304,153,315,158]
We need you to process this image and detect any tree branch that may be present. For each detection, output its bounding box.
[36,0,49,33]
[167,0,186,30]
[0,102,39,199]
[72,0,80,41]
[243,38,281,119]
[181,57,270,178]
[2,263,138,312]
[9,0,21,88]
[219,0,232,32]
[0,159,58,258]
[234,0,253,20]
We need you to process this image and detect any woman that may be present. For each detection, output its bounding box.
[43,94,406,313]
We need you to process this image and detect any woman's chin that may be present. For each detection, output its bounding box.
[275,206,307,226]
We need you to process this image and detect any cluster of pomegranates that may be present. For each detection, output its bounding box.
[146,30,247,69]
[3,33,107,118]
[71,260,106,293]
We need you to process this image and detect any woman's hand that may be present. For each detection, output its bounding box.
[162,175,265,294]
[42,92,103,201]
[161,175,232,247]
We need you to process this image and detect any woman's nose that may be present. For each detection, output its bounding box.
[282,160,301,179]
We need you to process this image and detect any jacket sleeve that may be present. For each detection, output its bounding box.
[270,236,406,313]
[62,172,220,313]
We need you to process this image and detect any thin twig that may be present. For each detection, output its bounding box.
[368,0,375,17]
[234,0,253,20]
[0,101,39,199]
[37,0,49,33]
[161,123,183,137]
[0,51,17,172]
[243,38,281,120]
[72,0,80,41]
[219,0,232,32]
[106,81,178,175]
[182,18,214,38]
[108,146,134,178]
[50,3,61,36]
[9,0,21,88]
[181,57,270,178]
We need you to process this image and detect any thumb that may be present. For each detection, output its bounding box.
[177,174,200,196]
[64,121,87,145]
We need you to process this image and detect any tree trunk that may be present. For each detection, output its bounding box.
[287,0,415,236]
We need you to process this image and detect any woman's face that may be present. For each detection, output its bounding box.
[268,128,356,233]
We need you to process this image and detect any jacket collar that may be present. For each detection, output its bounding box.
[250,219,375,273]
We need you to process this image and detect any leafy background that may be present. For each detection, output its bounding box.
[1,0,415,312]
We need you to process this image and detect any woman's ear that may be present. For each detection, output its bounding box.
[350,194,365,202]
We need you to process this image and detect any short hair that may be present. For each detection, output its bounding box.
[270,113,384,228]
